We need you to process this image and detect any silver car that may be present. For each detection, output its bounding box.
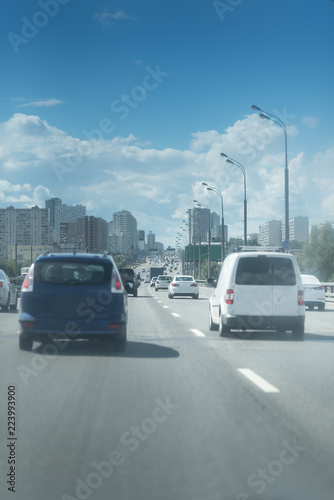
[301,274,326,311]
[0,270,18,311]
[155,275,172,291]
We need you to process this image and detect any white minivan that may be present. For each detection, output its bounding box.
[209,249,305,340]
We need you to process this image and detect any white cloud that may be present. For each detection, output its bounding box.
[94,9,137,27]
[301,116,319,128]
[0,113,333,246]
[17,98,64,108]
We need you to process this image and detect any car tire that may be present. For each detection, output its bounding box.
[308,305,314,311]
[3,295,10,312]
[193,294,199,299]
[236,330,253,339]
[219,316,230,337]
[133,288,138,297]
[19,336,33,351]
[291,324,305,341]
[10,295,18,311]
[113,327,127,353]
[318,303,325,311]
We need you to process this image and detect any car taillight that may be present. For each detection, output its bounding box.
[172,283,179,287]
[225,289,234,304]
[315,286,323,290]
[190,283,197,287]
[22,321,34,329]
[21,266,34,292]
[0,282,3,288]
[298,290,304,306]
[111,268,123,293]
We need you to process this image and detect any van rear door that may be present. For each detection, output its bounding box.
[271,256,301,317]
[233,255,273,322]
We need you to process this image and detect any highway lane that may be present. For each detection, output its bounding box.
[0,292,334,500]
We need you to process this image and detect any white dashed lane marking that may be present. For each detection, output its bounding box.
[238,369,280,393]
[191,329,206,337]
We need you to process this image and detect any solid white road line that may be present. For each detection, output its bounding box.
[171,313,180,318]
[238,368,280,393]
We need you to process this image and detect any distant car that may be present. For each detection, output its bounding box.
[18,252,127,351]
[155,275,172,291]
[144,277,150,283]
[0,270,18,311]
[150,277,157,287]
[168,275,199,299]
[301,274,326,311]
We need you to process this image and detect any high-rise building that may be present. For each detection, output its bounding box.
[0,206,50,259]
[188,207,210,244]
[45,197,62,230]
[77,216,108,253]
[138,230,145,251]
[54,203,86,242]
[147,231,155,250]
[259,220,282,246]
[284,216,309,243]
[110,210,138,256]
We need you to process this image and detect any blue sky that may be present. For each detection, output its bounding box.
[1,0,334,247]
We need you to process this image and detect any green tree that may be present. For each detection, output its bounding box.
[299,222,334,281]
[0,260,16,277]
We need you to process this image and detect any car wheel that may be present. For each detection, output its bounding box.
[10,295,18,311]
[3,295,10,312]
[236,330,253,339]
[113,327,127,353]
[308,305,314,311]
[291,325,305,341]
[133,288,138,297]
[19,335,33,351]
[193,294,199,299]
[219,316,230,337]
[318,303,325,311]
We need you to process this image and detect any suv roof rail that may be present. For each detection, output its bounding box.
[233,246,286,253]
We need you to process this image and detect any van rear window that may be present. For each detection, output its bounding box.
[235,257,296,286]
[34,261,112,286]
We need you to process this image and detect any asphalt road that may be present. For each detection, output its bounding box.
[1,287,334,500]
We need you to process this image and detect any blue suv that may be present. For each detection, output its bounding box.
[19,252,128,352]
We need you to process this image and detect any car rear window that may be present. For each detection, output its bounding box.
[235,257,296,286]
[34,260,112,286]
[175,277,193,282]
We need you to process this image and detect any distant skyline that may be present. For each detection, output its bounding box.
[1,0,334,247]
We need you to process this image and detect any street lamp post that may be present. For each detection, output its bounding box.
[251,104,289,242]
[194,200,211,279]
[220,153,247,246]
[202,182,225,262]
